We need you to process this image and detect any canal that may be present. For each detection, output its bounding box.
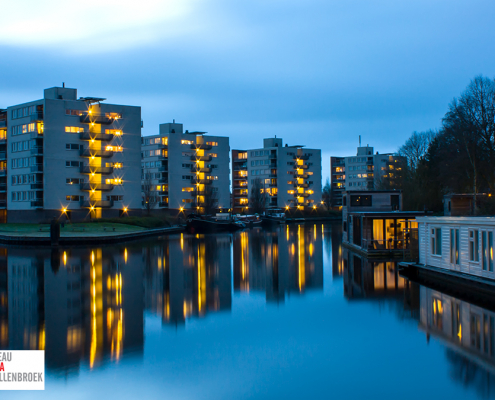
[1,223,494,399]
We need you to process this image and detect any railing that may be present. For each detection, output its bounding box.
[80,200,114,208]
[30,147,43,155]
[269,174,277,178]
[30,112,43,122]
[30,183,43,190]
[79,132,114,141]
[295,164,309,170]
[0,120,6,128]
[361,238,409,251]
[79,148,113,158]
[158,202,168,208]
[30,131,42,139]
[269,154,277,159]
[0,200,6,208]
[158,178,168,184]
[80,166,113,174]
[294,155,309,161]
[158,190,168,196]
[0,152,5,160]
[191,143,212,150]
[190,155,212,162]
[0,184,6,192]
[191,167,211,173]
[191,177,213,185]
[30,165,43,173]
[80,114,114,125]
[80,183,114,191]
[294,182,309,188]
[158,167,168,172]
[0,169,6,176]
[31,200,43,208]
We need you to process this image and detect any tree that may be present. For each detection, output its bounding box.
[322,178,332,209]
[442,76,495,214]
[142,169,157,216]
[397,130,437,171]
[249,178,266,214]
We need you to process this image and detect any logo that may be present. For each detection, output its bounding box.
[0,351,45,390]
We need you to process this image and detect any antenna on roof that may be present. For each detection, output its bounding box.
[173,119,175,123]
[62,82,65,88]
[359,135,361,147]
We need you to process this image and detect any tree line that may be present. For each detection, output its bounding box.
[386,75,495,214]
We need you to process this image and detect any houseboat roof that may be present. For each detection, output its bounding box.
[415,216,495,224]
[347,211,426,218]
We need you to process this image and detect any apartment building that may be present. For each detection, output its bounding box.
[141,122,230,213]
[0,110,7,222]
[4,86,142,222]
[330,144,404,207]
[232,138,322,213]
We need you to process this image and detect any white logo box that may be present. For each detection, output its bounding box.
[0,351,45,391]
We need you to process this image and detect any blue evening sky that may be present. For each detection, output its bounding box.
[1,0,494,181]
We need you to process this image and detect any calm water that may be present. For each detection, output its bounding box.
[1,223,495,399]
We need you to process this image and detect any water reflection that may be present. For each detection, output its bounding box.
[144,233,232,326]
[233,224,323,303]
[419,286,495,397]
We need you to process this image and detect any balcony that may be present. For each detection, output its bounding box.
[31,200,43,208]
[190,143,212,150]
[80,114,114,125]
[30,131,43,139]
[269,182,277,187]
[31,183,43,190]
[0,200,6,209]
[190,155,212,162]
[30,165,43,173]
[269,154,277,159]
[158,178,168,184]
[0,120,6,128]
[297,172,309,179]
[296,193,310,198]
[190,167,211,173]
[0,152,5,160]
[0,184,6,192]
[191,177,213,185]
[80,200,114,208]
[294,155,309,161]
[30,112,43,122]
[80,183,114,191]
[158,167,168,172]
[80,166,113,175]
[157,143,168,149]
[158,202,168,208]
[295,164,309,170]
[0,169,6,176]
[80,132,114,141]
[79,148,113,158]
[30,147,43,156]
[294,183,309,188]
[269,173,277,178]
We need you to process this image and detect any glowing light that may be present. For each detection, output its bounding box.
[62,208,67,213]
[63,251,67,266]
[123,207,128,213]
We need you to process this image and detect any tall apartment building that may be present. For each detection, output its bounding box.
[3,86,142,222]
[232,138,322,213]
[330,145,404,207]
[141,122,230,213]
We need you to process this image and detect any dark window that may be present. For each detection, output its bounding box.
[350,195,372,207]
[343,196,347,206]
[343,221,347,232]
[391,195,400,210]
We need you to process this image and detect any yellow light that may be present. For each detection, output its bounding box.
[123,207,128,212]
[89,110,92,114]
[91,139,94,143]
[92,189,95,193]
[91,156,95,160]
[180,207,184,212]
[63,251,67,266]
[313,205,316,209]
[62,208,67,213]
[91,206,94,211]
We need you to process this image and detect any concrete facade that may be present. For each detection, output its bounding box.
[232,138,322,213]
[141,122,230,213]
[3,86,142,223]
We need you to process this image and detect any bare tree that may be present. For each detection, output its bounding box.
[398,130,437,171]
[142,169,157,216]
[201,185,218,216]
[322,178,332,209]
[249,178,266,214]
[443,76,495,215]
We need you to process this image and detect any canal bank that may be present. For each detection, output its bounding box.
[0,225,185,246]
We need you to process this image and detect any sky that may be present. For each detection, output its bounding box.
[1,0,494,182]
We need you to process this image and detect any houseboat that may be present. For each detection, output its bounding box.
[400,217,495,292]
[342,190,425,258]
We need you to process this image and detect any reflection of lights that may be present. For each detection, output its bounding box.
[124,248,128,264]
[180,233,183,250]
[63,251,67,266]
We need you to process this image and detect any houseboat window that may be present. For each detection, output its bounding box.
[350,195,371,207]
[469,230,479,262]
[431,228,442,256]
[450,228,460,265]
[482,231,493,271]
[471,313,481,350]
[391,194,400,210]
[432,298,443,330]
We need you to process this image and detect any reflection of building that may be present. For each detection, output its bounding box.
[0,249,7,348]
[233,224,323,302]
[2,246,144,374]
[419,286,495,396]
[329,223,343,277]
[342,248,406,300]
[144,234,232,326]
